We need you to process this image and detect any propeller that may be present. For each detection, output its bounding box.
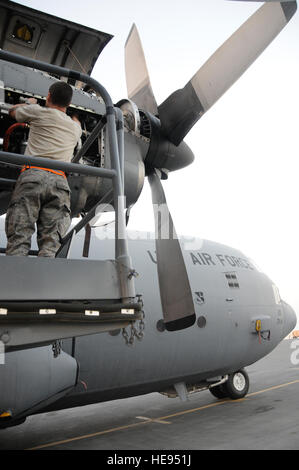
[125,26,196,331]
[158,0,297,145]
[124,0,296,331]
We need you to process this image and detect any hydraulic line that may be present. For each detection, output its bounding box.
[3,122,29,151]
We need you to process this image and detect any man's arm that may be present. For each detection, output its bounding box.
[71,113,81,126]
[71,113,82,145]
[9,98,38,120]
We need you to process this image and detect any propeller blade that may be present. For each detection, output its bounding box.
[158,1,297,145]
[125,24,158,116]
[148,171,196,331]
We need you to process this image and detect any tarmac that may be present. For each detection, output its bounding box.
[0,339,299,451]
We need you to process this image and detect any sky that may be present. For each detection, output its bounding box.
[14,0,299,324]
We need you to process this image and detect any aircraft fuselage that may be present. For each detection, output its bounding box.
[37,229,296,412]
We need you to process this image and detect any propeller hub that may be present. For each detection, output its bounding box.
[141,111,195,175]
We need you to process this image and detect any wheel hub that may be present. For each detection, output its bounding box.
[233,372,246,391]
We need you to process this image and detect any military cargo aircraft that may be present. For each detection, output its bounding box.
[0,0,297,429]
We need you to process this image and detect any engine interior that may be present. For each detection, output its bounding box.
[0,85,105,177]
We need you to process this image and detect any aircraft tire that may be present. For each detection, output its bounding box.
[223,369,249,400]
[209,384,227,399]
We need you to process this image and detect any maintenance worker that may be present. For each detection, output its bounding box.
[5,81,82,257]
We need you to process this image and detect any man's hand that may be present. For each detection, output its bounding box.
[25,98,38,105]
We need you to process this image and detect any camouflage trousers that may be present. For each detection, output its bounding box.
[5,168,71,257]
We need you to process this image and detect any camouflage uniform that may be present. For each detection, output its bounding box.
[5,168,71,257]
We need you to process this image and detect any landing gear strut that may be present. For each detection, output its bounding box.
[210,368,249,400]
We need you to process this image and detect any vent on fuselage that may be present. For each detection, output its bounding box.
[225,272,240,289]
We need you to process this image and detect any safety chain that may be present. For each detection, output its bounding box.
[122,295,145,346]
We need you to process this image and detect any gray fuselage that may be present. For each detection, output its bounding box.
[40,227,295,411]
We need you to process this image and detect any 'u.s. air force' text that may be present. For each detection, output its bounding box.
[148,250,254,270]
[190,252,254,269]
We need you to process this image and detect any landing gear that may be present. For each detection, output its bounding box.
[209,369,249,400]
[209,383,227,399]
